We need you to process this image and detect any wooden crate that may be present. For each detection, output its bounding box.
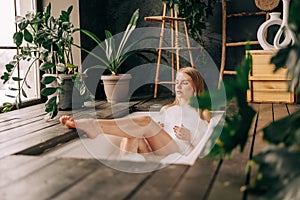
[247,50,295,103]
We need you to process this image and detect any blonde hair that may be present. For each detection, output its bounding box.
[163,66,204,108]
[161,67,210,122]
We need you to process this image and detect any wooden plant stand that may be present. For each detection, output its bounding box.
[144,3,198,98]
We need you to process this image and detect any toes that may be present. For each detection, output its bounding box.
[59,115,75,127]
[59,115,68,124]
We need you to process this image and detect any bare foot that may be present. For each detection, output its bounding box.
[60,115,76,129]
[59,115,100,139]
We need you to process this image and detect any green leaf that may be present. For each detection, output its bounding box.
[24,80,31,89]
[44,3,51,20]
[66,63,77,68]
[45,96,57,111]
[2,102,13,107]
[40,62,55,71]
[41,39,52,50]
[45,96,58,119]
[23,29,33,43]
[263,110,300,147]
[5,94,16,98]
[49,107,58,119]
[1,73,10,83]
[13,32,23,47]
[41,76,57,85]
[21,89,28,98]
[2,107,12,113]
[5,64,14,72]
[18,21,28,30]
[248,149,300,200]
[41,87,57,96]
[270,47,291,71]
[8,87,18,91]
[12,77,23,81]
[79,29,102,45]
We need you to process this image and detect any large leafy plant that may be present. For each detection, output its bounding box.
[1,3,81,118]
[245,0,300,199]
[76,9,140,76]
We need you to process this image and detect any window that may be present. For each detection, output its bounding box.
[0,0,40,106]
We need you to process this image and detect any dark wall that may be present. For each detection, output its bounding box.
[207,0,282,71]
[78,0,283,98]
[79,0,164,99]
[79,0,109,99]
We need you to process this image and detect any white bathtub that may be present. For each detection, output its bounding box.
[46,111,224,166]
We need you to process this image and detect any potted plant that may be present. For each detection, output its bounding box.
[1,3,86,119]
[77,9,140,103]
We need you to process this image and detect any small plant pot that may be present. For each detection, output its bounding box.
[59,74,84,110]
[43,74,84,110]
[101,74,132,103]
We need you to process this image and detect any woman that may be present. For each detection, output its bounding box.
[60,67,210,156]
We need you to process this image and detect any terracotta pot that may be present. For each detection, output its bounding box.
[101,74,132,103]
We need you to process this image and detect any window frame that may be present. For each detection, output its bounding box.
[0,0,42,110]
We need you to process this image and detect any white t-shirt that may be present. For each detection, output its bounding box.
[160,104,209,155]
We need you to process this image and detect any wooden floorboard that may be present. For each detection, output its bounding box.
[207,149,250,200]
[0,156,101,200]
[248,103,299,200]
[130,164,189,200]
[0,103,45,120]
[207,103,260,200]
[287,103,300,114]
[52,163,152,200]
[0,155,57,188]
[167,158,218,200]
[0,99,298,200]
[272,103,290,121]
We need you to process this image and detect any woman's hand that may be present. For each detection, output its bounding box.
[173,124,191,141]
[157,121,164,128]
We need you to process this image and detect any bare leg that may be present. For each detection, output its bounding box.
[60,116,100,139]
[138,138,152,153]
[60,115,180,155]
[120,138,139,153]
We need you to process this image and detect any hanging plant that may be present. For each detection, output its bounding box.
[162,0,217,44]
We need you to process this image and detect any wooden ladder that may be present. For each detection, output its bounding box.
[218,0,268,88]
[145,3,198,98]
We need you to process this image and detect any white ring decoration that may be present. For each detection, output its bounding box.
[274,0,295,49]
[257,12,288,50]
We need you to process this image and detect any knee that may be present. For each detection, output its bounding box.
[133,116,153,126]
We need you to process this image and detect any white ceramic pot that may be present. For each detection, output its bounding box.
[257,12,284,50]
[101,74,132,103]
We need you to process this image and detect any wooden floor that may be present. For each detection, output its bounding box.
[0,96,299,200]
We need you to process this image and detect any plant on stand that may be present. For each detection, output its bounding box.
[1,3,87,119]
